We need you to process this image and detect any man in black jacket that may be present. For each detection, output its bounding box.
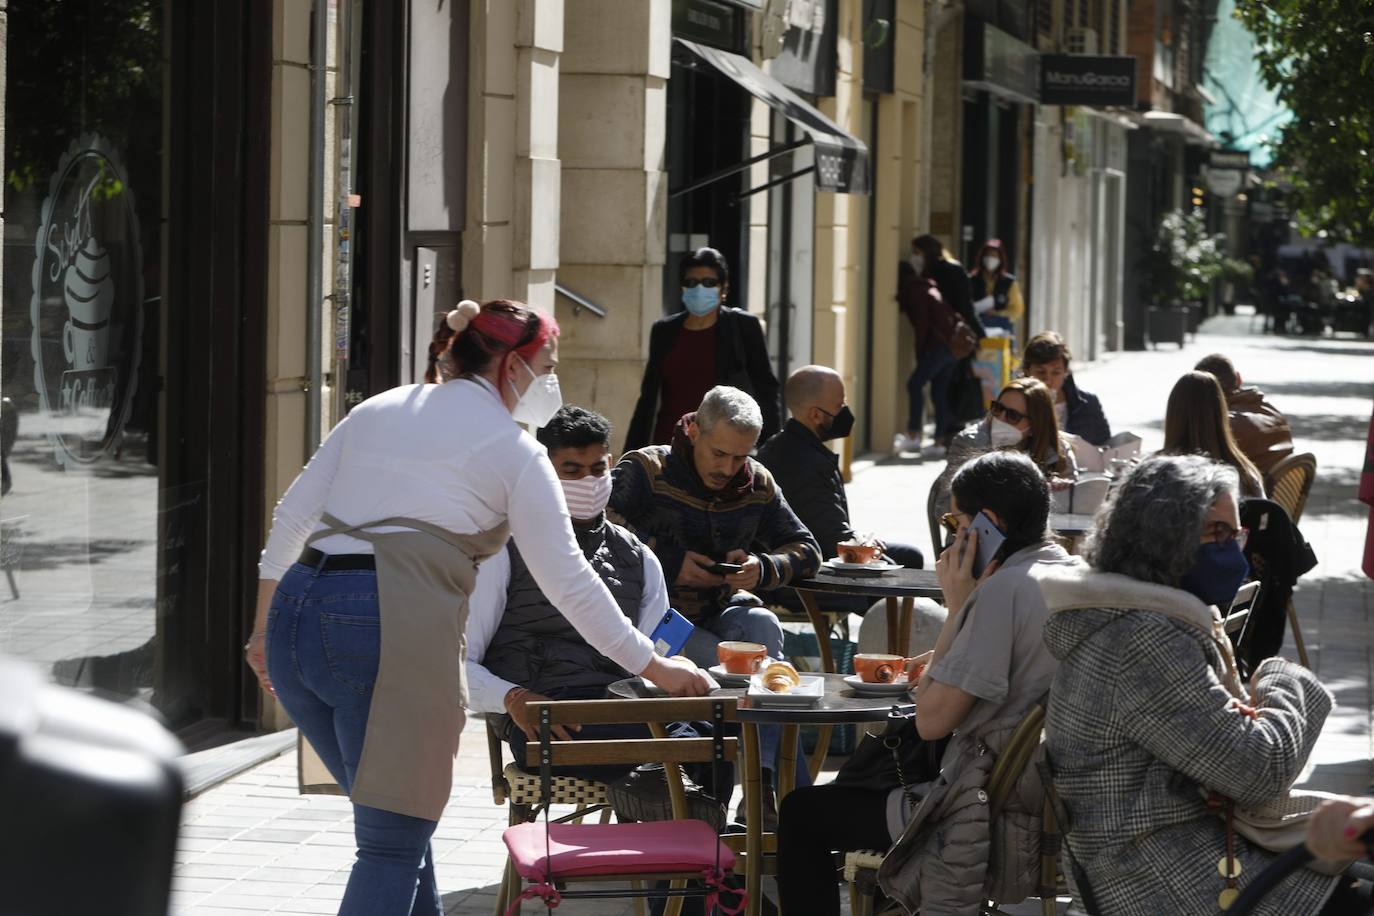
[758,367,924,613]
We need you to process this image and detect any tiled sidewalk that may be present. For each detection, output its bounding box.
[172,313,1374,914]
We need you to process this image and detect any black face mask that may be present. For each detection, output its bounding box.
[819,404,855,441]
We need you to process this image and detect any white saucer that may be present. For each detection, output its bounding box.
[844,674,913,696]
[822,558,901,577]
[708,664,752,686]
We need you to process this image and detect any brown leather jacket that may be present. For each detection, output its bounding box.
[1227,386,1294,476]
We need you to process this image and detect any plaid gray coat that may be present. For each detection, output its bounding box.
[1038,568,1339,916]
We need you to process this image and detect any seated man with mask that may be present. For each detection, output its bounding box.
[758,366,923,613]
[466,406,726,820]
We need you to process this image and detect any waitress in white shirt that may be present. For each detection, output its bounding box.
[244,298,711,916]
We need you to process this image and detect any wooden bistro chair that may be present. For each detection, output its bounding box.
[844,704,1062,916]
[486,718,627,916]
[1265,452,1317,667]
[502,697,743,916]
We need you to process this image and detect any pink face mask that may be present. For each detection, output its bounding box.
[560,472,612,520]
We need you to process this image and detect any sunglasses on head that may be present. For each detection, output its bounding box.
[988,400,1028,425]
[682,277,722,289]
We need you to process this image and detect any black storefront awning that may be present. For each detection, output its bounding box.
[673,38,870,194]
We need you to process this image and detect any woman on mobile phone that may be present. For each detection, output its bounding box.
[776,451,1083,915]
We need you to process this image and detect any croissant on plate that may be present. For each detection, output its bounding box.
[762,661,800,693]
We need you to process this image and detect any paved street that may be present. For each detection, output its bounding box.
[169,311,1374,915]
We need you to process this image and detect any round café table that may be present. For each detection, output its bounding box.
[1049,512,1095,540]
[793,567,943,666]
[790,566,939,778]
[610,672,913,916]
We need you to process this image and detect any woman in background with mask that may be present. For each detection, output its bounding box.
[246,298,711,916]
[967,238,1025,340]
[625,247,780,450]
[1042,454,1341,916]
[932,376,1076,519]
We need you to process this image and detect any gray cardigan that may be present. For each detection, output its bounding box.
[1039,567,1339,916]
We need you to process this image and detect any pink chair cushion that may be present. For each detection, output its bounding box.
[502,820,737,881]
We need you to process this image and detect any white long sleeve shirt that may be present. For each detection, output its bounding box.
[258,377,655,678]
[464,540,669,714]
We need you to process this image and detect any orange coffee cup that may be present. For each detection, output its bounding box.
[717,641,768,675]
[837,542,882,564]
[854,653,907,684]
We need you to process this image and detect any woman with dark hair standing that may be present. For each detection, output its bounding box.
[1164,370,1266,498]
[625,247,780,450]
[932,376,1077,517]
[776,451,1082,915]
[244,298,710,915]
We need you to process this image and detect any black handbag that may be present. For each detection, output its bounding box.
[832,707,947,798]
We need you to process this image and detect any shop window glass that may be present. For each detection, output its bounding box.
[2,4,168,709]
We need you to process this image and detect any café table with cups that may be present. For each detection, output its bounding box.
[610,659,914,916]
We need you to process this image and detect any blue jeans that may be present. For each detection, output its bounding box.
[906,346,956,435]
[267,562,442,916]
[682,605,811,789]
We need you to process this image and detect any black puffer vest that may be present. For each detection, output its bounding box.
[482,518,645,696]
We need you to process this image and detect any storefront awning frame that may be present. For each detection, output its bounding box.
[670,38,871,195]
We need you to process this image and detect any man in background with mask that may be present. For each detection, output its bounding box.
[759,366,925,586]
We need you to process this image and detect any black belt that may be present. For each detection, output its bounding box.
[299,547,376,571]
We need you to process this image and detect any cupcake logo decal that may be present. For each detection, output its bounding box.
[29,134,143,467]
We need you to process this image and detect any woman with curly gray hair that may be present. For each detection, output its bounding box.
[1037,454,1354,915]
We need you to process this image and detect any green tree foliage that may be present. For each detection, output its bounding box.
[1234,0,1374,243]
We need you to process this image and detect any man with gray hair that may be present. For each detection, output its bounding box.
[611,385,819,649]
[611,385,821,823]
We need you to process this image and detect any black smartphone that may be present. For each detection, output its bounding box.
[704,561,744,576]
[968,511,1006,578]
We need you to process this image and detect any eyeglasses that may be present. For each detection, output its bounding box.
[988,400,1028,425]
[939,512,963,536]
[682,277,722,289]
[1205,520,1249,549]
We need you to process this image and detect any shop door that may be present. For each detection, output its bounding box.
[1,2,269,730]
[765,115,815,392]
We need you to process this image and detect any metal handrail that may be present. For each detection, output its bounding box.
[555,283,608,319]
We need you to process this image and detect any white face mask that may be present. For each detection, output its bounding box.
[989,417,1026,448]
[983,255,1001,272]
[508,355,563,428]
[909,254,925,275]
[560,472,612,520]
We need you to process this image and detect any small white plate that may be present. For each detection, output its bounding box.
[822,558,901,577]
[708,664,752,686]
[747,674,824,707]
[844,674,913,696]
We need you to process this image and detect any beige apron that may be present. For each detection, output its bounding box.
[295,512,509,821]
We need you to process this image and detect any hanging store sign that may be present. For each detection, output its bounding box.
[1205,168,1244,198]
[672,0,748,54]
[1209,150,1250,170]
[1038,54,1137,107]
[963,17,1038,105]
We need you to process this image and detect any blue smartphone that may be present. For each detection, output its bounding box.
[649,607,694,657]
[969,511,1006,578]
